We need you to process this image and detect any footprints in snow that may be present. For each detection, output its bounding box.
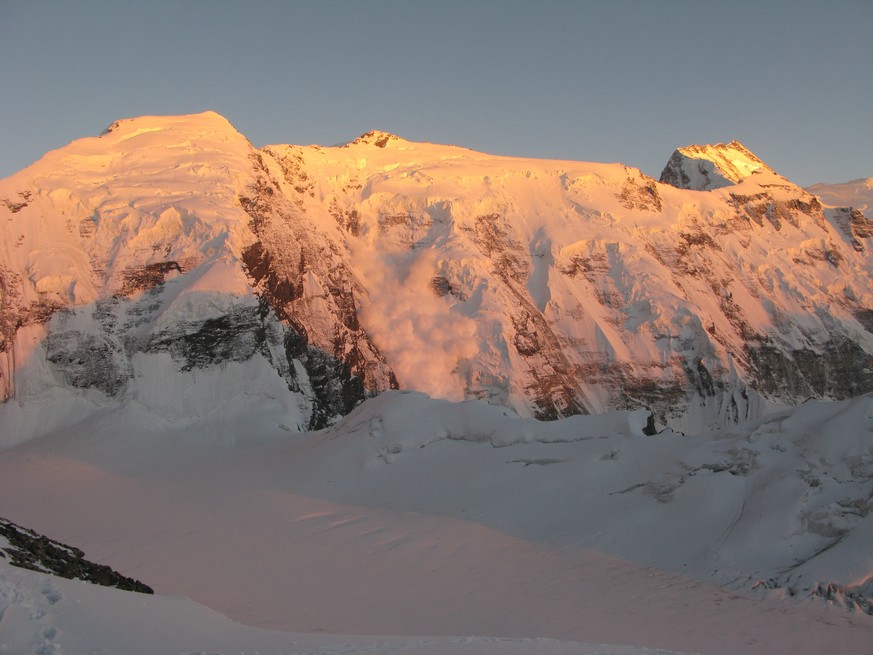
[0,579,64,655]
[41,582,62,606]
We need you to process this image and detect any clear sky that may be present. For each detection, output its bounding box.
[1,0,870,186]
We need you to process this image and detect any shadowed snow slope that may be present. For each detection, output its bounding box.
[0,392,871,653]
[1,112,872,435]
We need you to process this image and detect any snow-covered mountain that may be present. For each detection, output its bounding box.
[1,112,871,440]
[1,114,872,651]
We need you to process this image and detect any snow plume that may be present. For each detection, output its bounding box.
[355,247,478,401]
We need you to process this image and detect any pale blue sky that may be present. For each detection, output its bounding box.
[1,0,870,185]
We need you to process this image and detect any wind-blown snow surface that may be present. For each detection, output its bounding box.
[1,112,872,435]
[0,392,871,653]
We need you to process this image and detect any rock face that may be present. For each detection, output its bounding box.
[0,112,871,437]
[0,517,153,593]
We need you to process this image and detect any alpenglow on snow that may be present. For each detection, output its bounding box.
[0,112,871,441]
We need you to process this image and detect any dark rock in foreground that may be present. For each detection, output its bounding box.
[0,517,153,594]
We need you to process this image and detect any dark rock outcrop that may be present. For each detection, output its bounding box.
[0,517,153,593]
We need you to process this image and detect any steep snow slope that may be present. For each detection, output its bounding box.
[0,392,870,654]
[1,112,872,437]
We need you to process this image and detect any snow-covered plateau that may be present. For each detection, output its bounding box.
[0,112,871,653]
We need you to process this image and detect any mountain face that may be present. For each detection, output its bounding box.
[1,112,871,439]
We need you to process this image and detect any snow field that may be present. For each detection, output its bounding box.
[0,559,697,655]
[0,392,871,653]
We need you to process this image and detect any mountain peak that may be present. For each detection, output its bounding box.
[346,130,406,148]
[659,140,774,190]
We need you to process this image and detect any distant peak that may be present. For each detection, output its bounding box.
[660,140,774,191]
[677,141,767,169]
[346,130,405,148]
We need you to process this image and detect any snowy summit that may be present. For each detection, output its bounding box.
[659,140,774,190]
